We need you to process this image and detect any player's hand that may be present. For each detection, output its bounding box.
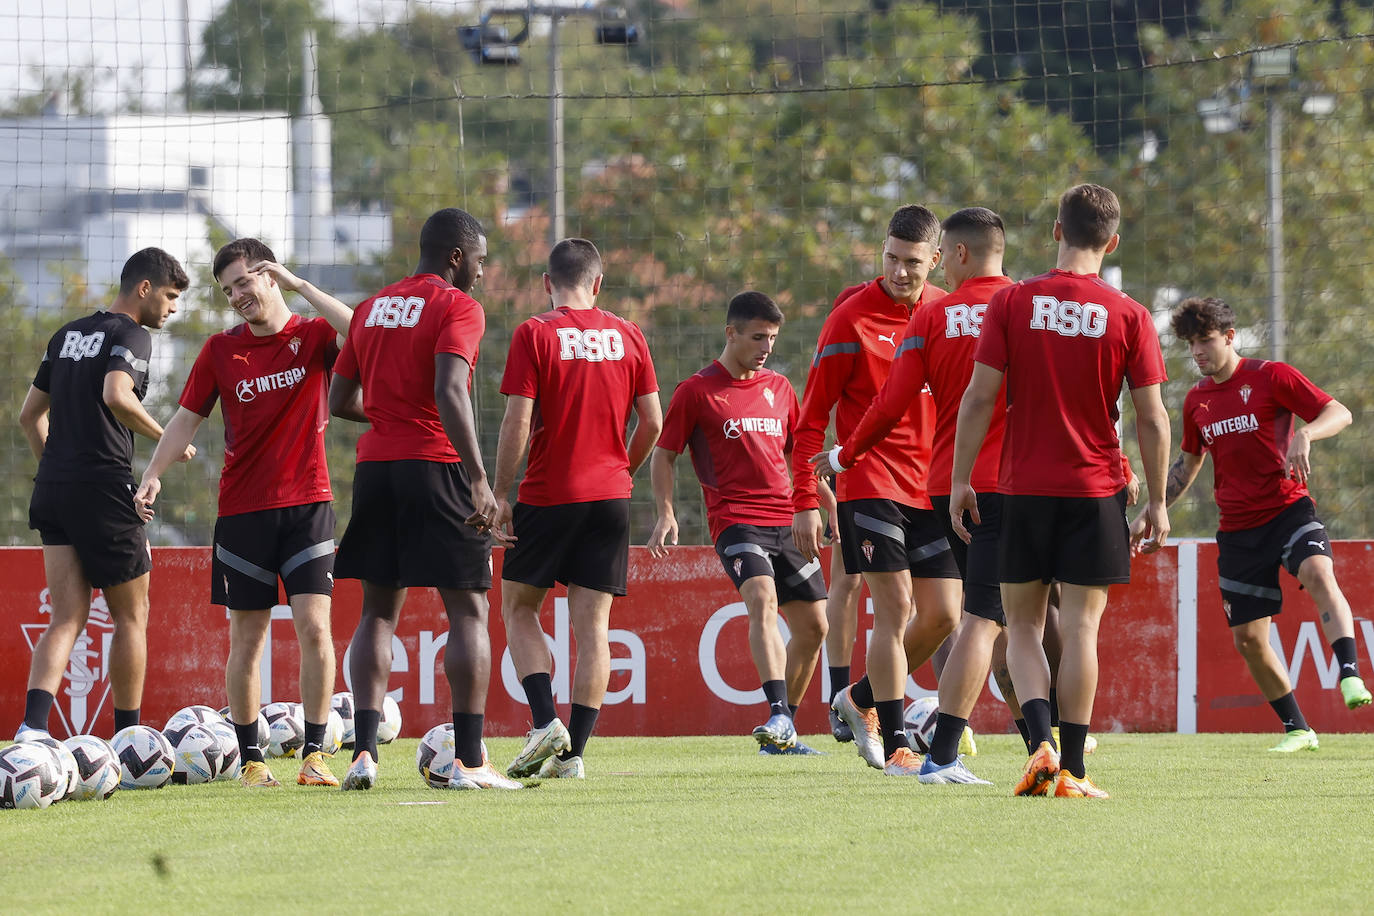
[792,509,824,562]
[179,443,197,463]
[809,447,845,479]
[466,478,502,538]
[949,482,979,544]
[1283,428,1312,484]
[1129,501,1170,555]
[647,515,678,558]
[248,260,302,292]
[1125,474,1140,506]
[133,478,159,522]
[490,497,516,545]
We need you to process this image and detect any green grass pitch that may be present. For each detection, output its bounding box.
[3,733,1372,913]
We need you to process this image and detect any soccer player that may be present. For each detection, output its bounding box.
[16,247,191,741]
[329,207,519,791]
[792,205,961,776]
[950,183,1170,798]
[820,485,863,743]
[648,291,828,755]
[816,206,1013,784]
[495,238,661,780]
[134,239,351,789]
[1134,296,1369,751]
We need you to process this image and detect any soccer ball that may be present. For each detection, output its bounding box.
[205,720,241,780]
[322,710,345,756]
[63,735,120,801]
[165,722,224,784]
[111,725,174,789]
[262,701,304,758]
[20,735,79,801]
[219,706,270,750]
[415,723,455,789]
[378,696,402,744]
[330,691,355,748]
[0,743,62,809]
[903,696,940,755]
[165,704,226,733]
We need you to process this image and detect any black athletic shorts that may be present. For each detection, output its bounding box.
[932,493,1004,625]
[335,460,492,590]
[212,502,336,610]
[714,524,827,604]
[29,479,151,589]
[1216,496,1333,627]
[502,499,630,595]
[837,498,960,579]
[999,490,1130,586]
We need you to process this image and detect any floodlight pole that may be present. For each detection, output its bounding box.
[1265,96,1286,363]
[549,12,566,247]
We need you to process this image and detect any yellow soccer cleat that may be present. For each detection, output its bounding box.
[239,760,280,789]
[297,750,340,787]
[1014,741,1060,797]
[1052,770,1109,798]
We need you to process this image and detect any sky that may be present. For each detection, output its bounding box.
[1,0,481,112]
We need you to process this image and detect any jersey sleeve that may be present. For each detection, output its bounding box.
[178,338,222,417]
[334,332,359,383]
[1124,306,1168,389]
[435,297,484,367]
[107,322,152,390]
[499,320,540,399]
[631,324,659,396]
[656,380,698,455]
[309,316,340,371]
[838,312,929,468]
[1269,362,1332,423]
[783,383,800,456]
[791,306,862,511]
[972,286,1012,371]
[1180,390,1205,455]
[32,339,54,392]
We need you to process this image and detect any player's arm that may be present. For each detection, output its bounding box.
[791,334,855,560]
[103,370,167,443]
[814,341,926,477]
[18,386,50,462]
[250,260,353,340]
[328,373,367,423]
[435,352,499,533]
[134,407,205,515]
[1127,382,1172,554]
[1285,398,1352,484]
[948,362,1003,542]
[491,394,534,538]
[627,392,663,478]
[647,446,679,557]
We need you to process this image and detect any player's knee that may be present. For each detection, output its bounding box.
[1231,627,1268,659]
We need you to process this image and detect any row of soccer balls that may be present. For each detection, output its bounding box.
[0,692,401,809]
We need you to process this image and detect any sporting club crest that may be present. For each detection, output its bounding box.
[288,336,302,356]
[732,558,743,578]
[762,387,774,408]
[20,589,114,737]
[861,540,875,564]
[1239,384,1252,405]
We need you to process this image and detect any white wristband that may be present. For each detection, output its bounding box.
[828,445,849,473]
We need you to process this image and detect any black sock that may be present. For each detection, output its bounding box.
[302,721,327,758]
[1048,688,1060,727]
[353,708,381,761]
[930,712,967,766]
[114,708,140,732]
[850,675,875,709]
[453,712,484,768]
[1332,636,1361,680]
[1013,718,1032,754]
[234,721,266,763]
[1020,698,1054,750]
[762,679,788,718]
[876,699,909,759]
[522,673,557,728]
[788,704,798,720]
[560,703,599,759]
[827,666,850,704]
[22,689,54,731]
[1059,721,1090,779]
[1269,692,1309,733]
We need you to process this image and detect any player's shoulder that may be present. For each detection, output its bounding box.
[831,280,871,310]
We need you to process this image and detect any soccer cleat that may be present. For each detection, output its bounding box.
[751,713,797,751]
[758,740,823,756]
[13,724,50,743]
[917,755,992,785]
[958,725,978,758]
[296,751,340,787]
[882,746,923,776]
[341,751,377,790]
[1014,741,1060,797]
[506,718,572,778]
[452,744,523,790]
[1340,675,1372,710]
[828,708,854,743]
[1268,729,1319,753]
[537,754,585,779]
[832,686,884,769]
[239,760,280,789]
[1052,770,1109,798]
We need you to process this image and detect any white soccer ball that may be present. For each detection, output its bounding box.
[111,725,174,789]
[322,710,345,756]
[903,696,940,755]
[378,696,402,744]
[415,723,455,789]
[219,706,271,750]
[0,743,62,809]
[165,722,224,784]
[205,720,241,780]
[165,704,227,734]
[330,691,355,749]
[21,735,79,801]
[63,735,121,801]
[262,701,304,758]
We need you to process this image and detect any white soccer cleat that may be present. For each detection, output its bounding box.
[506,718,572,778]
[452,743,523,790]
[832,686,884,769]
[917,754,992,785]
[340,751,376,791]
[537,754,585,779]
[13,724,50,743]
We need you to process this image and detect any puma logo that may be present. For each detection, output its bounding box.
[1308,540,1326,550]
[878,333,896,347]
[232,354,250,365]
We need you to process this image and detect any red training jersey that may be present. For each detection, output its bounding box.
[658,362,799,542]
[500,305,658,506]
[334,274,485,463]
[180,314,337,517]
[839,275,1013,496]
[792,277,945,512]
[1181,358,1331,531]
[973,269,1166,497]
